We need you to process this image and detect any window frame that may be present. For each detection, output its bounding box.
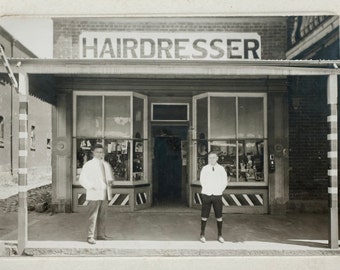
[193,92,268,187]
[73,91,148,187]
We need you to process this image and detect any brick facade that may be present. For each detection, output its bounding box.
[288,40,340,206]
[53,17,287,59]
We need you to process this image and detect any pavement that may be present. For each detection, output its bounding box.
[1,205,340,257]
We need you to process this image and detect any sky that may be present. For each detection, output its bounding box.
[0,17,53,58]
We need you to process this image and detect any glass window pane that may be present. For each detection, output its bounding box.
[196,97,208,140]
[238,140,264,182]
[105,96,131,138]
[133,97,144,138]
[210,140,237,182]
[210,97,236,138]
[76,96,102,137]
[105,139,131,181]
[238,97,264,138]
[133,140,144,181]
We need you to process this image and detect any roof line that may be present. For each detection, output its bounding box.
[0,25,38,58]
[6,57,340,68]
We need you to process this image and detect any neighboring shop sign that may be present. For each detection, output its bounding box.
[80,32,261,60]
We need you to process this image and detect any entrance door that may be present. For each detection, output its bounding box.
[152,126,188,205]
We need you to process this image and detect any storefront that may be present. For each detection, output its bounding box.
[69,83,273,213]
[5,16,337,216]
[40,17,290,214]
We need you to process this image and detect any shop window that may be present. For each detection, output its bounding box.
[0,116,4,148]
[76,96,103,137]
[30,125,36,151]
[194,94,267,185]
[74,93,147,185]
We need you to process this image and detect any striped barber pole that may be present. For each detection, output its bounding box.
[17,73,29,255]
[109,193,130,206]
[136,192,147,205]
[327,74,338,249]
[194,192,264,207]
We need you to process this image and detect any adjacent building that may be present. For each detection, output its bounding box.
[0,25,52,191]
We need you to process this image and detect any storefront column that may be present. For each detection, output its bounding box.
[17,73,29,255]
[327,74,339,249]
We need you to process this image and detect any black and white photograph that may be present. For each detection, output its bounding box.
[0,1,340,269]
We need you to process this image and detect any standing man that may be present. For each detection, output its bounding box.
[199,151,228,243]
[79,144,113,244]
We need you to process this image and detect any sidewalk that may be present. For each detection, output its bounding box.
[1,206,339,256]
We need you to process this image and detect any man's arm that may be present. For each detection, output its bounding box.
[200,166,208,188]
[220,167,228,191]
[79,163,94,190]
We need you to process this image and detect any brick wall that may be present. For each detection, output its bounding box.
[53,17,287,59]
[288,40,340,202]
[288,75,329,200]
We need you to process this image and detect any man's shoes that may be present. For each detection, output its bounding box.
[218,236,225,243]
[199,235,206,243]
[97,235,113,240]
[87,237,96,245]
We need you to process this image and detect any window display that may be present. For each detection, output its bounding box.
[210,141,237,182]
[74,92,147,184]
[105,139,130,181]
[194,93,266,184]
[133,140,144,181]
[238,140,264,181]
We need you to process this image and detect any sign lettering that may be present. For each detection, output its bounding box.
[80,32,261,60]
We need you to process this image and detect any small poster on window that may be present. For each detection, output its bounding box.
[135,142,143,153]
[121,140,128,154]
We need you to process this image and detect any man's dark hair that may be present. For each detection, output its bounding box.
[208,151,219,157]
[91,143,104,151]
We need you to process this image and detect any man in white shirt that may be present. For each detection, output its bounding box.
[199,151,228,243]
[79,144,114,244]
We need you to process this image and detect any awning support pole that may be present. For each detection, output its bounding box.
[17,73,29,255]
[327,74,339,249]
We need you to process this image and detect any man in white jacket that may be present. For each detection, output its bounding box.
[79,144,113,244]
[199,151,228,243]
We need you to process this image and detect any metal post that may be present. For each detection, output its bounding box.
[327,74,339,249]
[17,73,29,255]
